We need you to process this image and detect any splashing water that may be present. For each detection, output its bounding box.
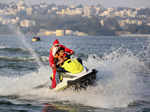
[0,14,43,67]
[0,48,146,108]
[8,25,43,67]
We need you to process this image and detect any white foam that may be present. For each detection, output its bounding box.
[0,49,146,108]
[0,46,7,49]
[8,25,43,67]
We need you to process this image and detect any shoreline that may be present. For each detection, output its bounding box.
[0,33,150,37]
[119,34,150,37]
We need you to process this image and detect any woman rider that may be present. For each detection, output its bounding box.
[49,39,74,89]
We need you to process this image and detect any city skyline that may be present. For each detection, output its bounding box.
[0,0,150,8]
[0,0,150,36]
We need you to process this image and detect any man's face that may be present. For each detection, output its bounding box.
[54,44,59,47]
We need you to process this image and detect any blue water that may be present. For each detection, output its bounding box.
[0,34,150,112]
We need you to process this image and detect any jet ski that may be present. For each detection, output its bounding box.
[53,58,97,91]
[32,36,40,42]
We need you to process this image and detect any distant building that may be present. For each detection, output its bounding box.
[39,2,48,8]
[119,19,142,26]
[37,29,55,36]
[65,30,73,35]
[56,30,65,36]
[20,19,36,27]
[1,19,10,25]
[56,8,82,16]
[115,31,131,36]
[0,10,3,15]
[74,31,88,36]
[100,10,110,16]
[26,8,32,16]
[51,7,58,11]
[100,20,104,26]
[17,0,26,11]
[83,6,91,17]
[10,18,19,24]
[147,23,150,26]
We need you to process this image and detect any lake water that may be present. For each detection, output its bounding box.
[0,34,150,112]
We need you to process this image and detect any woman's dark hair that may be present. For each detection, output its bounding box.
[56,47,65,54]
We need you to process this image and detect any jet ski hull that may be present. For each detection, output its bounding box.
[53,69,97,91]
[67,69,97,89]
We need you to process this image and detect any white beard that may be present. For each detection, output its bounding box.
[52,47,58,56]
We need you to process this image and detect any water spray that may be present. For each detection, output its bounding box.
[9,25,43,67]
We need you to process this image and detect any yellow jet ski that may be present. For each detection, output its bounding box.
[53,58,97,91]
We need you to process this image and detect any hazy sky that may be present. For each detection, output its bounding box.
[1,0,150,8]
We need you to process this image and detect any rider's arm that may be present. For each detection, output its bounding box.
[60,45,74,55]
[57,58,64,66]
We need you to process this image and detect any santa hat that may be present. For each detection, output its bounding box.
[53,39,59,45]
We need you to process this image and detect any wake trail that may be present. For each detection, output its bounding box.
[0,48,146,108]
